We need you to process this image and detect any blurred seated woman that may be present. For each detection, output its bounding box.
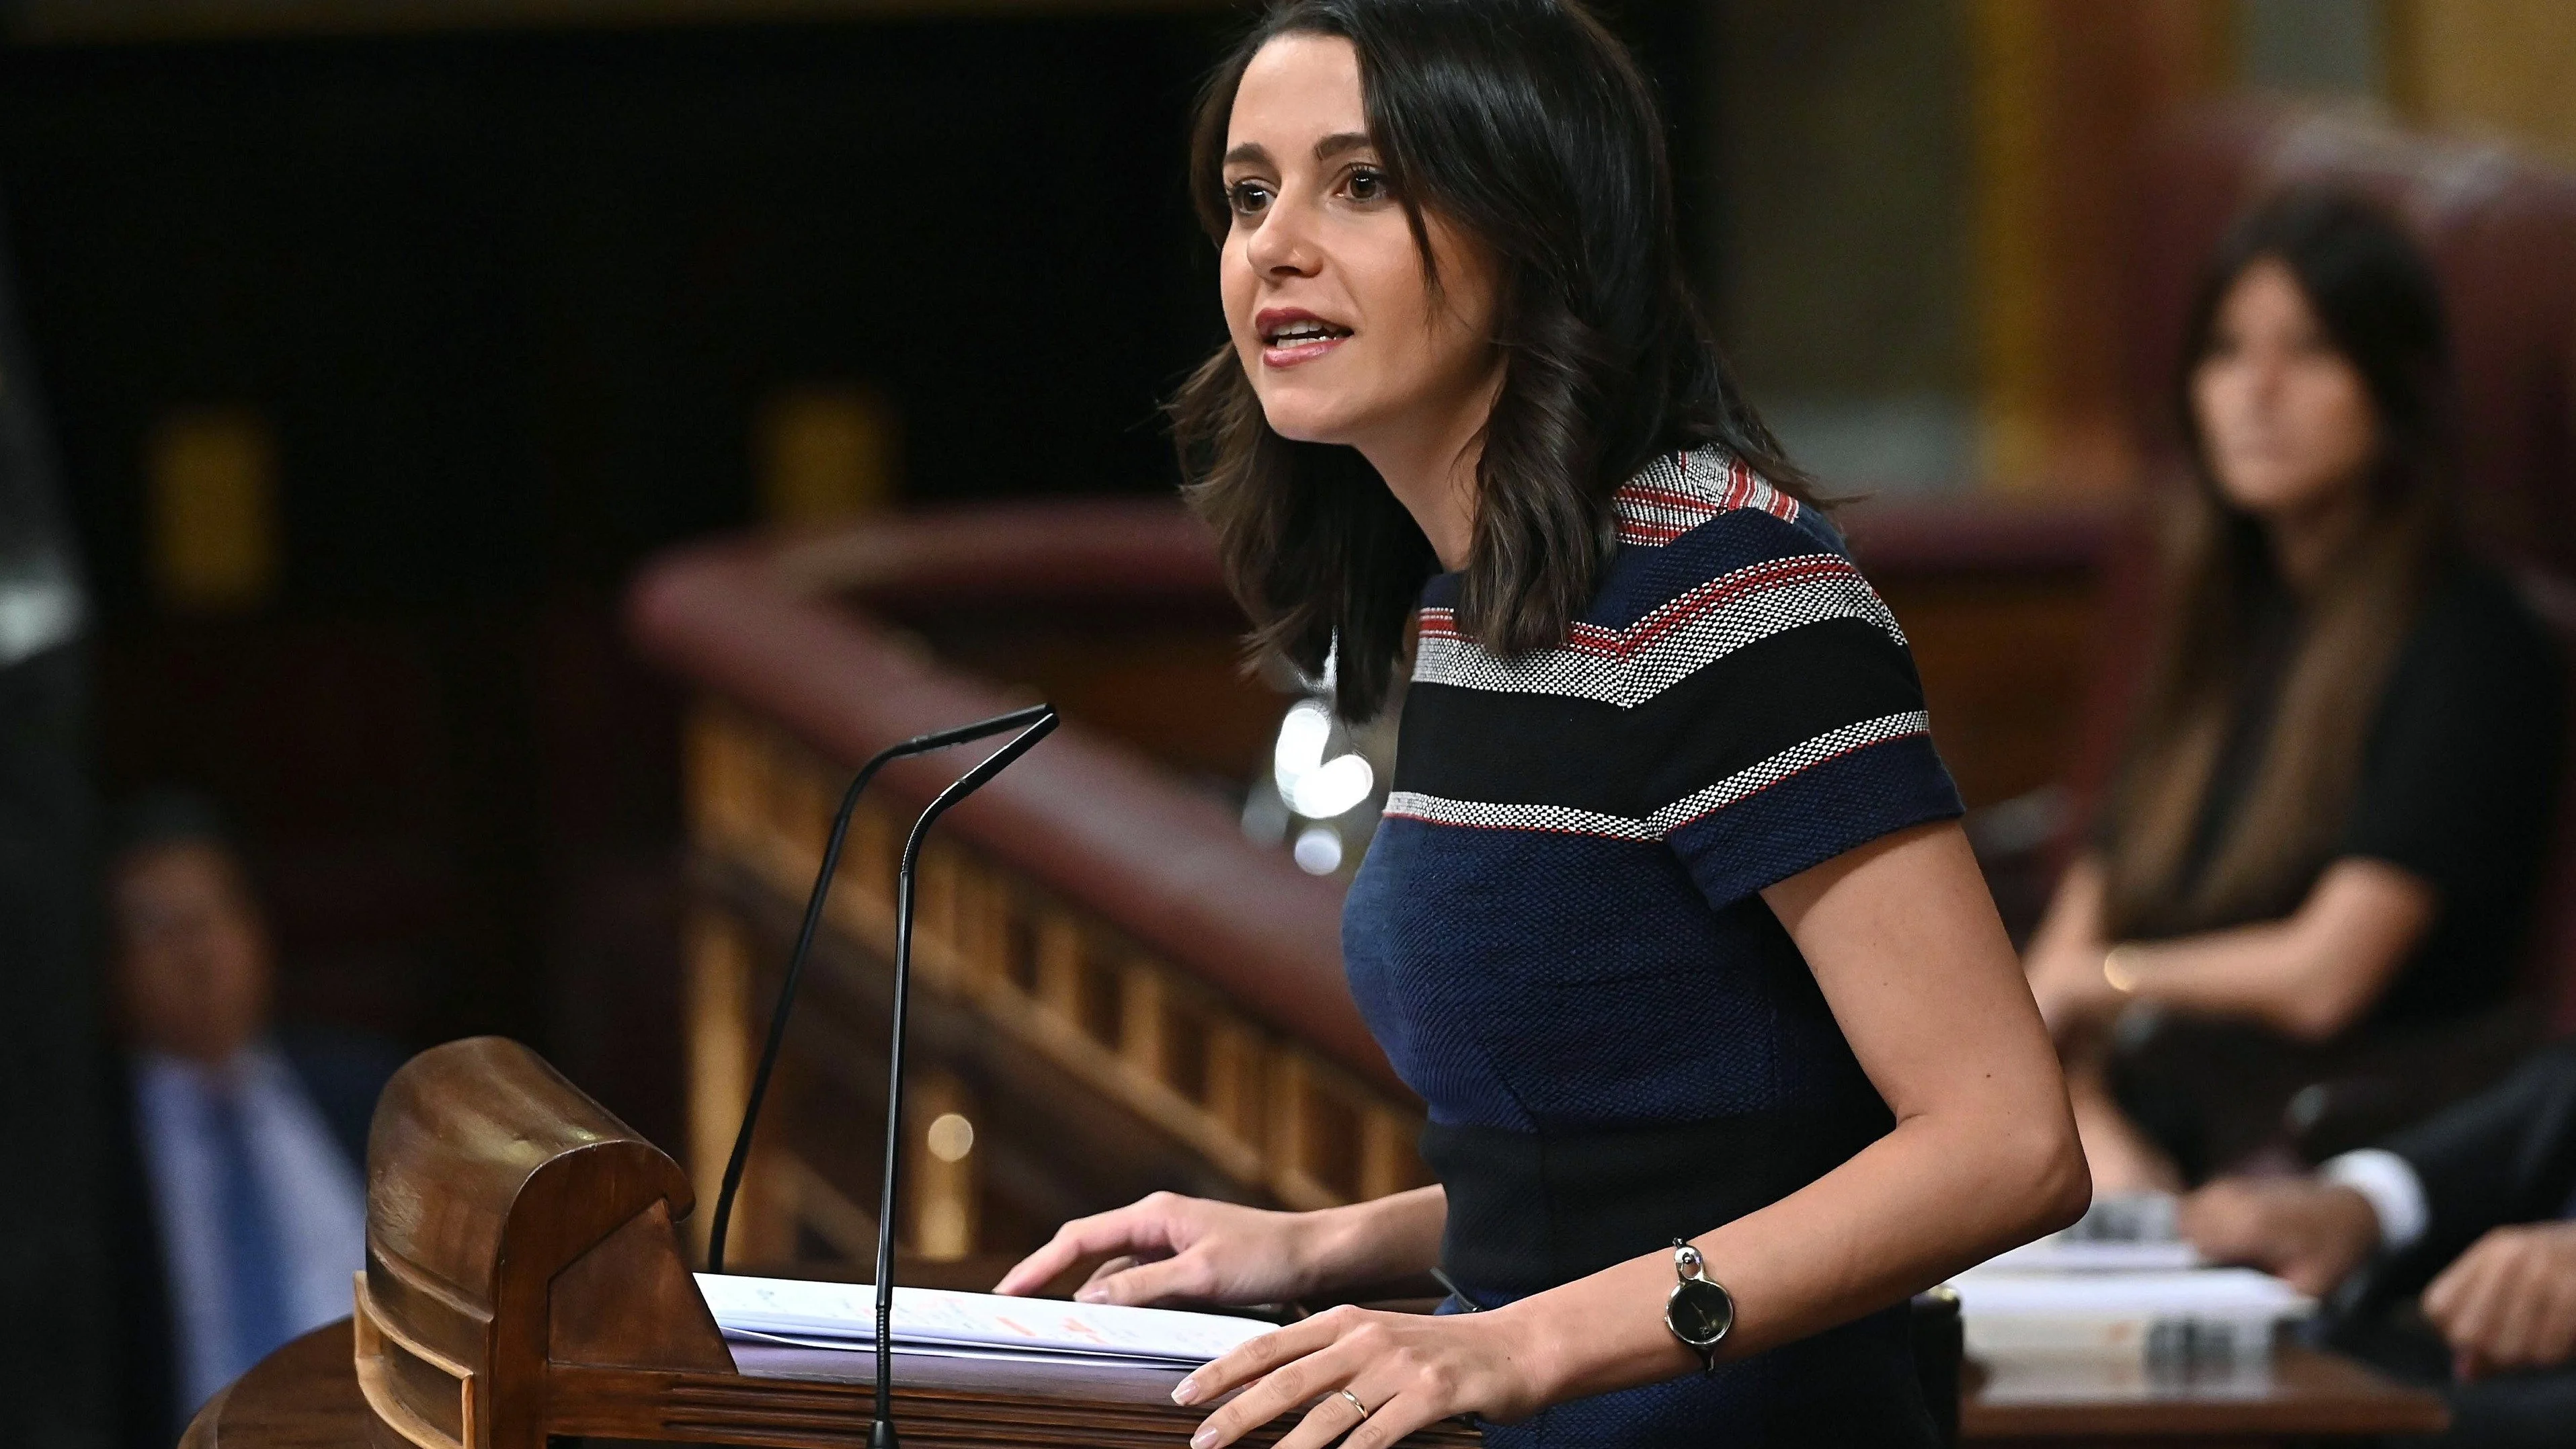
[2025,188,2567,1194]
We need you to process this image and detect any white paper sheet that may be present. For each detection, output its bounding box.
[1974,1238,2206,1274]
[1949,1266,2311,1317]
[723,1326,1189,1372]
[695,1274,1273,1367]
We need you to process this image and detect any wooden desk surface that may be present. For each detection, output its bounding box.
[180,1321,1480,1448]
[188,1323,2450,1448]
[1963,1344,2450,1444]
[179,1323,361,1449]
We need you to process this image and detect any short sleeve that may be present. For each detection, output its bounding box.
[2338,570,2566,909]
[1658,516,1964,909]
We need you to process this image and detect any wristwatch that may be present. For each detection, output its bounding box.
[1664,1239,1735,1374]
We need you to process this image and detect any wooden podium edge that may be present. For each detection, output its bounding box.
[346,1037,1476,1448]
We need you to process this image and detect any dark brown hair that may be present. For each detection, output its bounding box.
[2101,188,2457,938]
[1172,0,1807,721]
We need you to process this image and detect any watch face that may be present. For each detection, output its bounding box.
[1666,1278,1734,1347]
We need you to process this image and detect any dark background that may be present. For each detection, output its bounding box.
[0,3,1712,1147]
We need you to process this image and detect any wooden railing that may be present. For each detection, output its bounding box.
[686,701,1431,1243]
[630,502,1439,1274]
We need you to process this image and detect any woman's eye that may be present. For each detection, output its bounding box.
[1346,166,1388,202]
[1227,180,1273,216]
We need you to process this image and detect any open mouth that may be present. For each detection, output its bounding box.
[1256,310,1355,366]
[1262,319,1353,346]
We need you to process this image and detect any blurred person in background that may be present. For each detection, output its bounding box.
[110,794,399,1433]
[2182,1037,2576,1446]
[2023,188,2567,1194]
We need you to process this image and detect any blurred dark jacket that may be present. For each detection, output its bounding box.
[2362,1036,2576,1308]
[2325,1039,2576,1448]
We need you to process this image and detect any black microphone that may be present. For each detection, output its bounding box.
[871,707,1057,1449]
[705,703,1054,1276]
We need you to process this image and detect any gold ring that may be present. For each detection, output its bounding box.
[1337,1388,1370,1421]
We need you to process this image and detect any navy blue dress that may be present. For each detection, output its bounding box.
[1342,447,1963,1447]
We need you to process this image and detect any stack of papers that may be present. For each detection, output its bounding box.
[695,1274,1275,1372]
[1947,1192,2310,1366]
[1949,1265,2313,1366]
[1974,1236,2204,1274]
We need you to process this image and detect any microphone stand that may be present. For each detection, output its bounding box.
[705,703,1054,1276]
[872,708,1057,1449]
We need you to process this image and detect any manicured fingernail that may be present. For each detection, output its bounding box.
[1190,1430,1217,1449]
[1170,1374,1201,1405]
[1075,1286,1106,1304]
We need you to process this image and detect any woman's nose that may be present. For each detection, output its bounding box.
[2243,354,2291,408]
[1245,198,1323,278]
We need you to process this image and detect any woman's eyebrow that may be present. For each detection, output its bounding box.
[1222,141,1272,167]
[1314,131,1373,161]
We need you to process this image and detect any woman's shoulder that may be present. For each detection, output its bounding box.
[1585,446,1893,634]
[2392,557,2567,704]
[2360,556,2569,792]
[1411,447,1913,704]
[1607,446,1845,562]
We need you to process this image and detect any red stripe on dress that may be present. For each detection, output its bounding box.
[1417,554,1868,661]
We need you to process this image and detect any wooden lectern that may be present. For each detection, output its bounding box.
[339,1036,1478,1449]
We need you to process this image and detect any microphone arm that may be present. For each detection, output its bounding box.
[873,707,1057,1449]
[705,703,1053,1276]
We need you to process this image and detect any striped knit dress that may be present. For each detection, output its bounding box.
[1342,445,1963,1447]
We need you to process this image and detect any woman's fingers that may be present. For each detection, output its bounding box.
[1083,1255,1141,1288]
[1078,1251,1211,1307]
[1172,1307,1525,1449]
[1341,1392,1451,1449]
[994,1199,1180,1295]
[1269,1370,1407,1449]
[991,1225,1102,1296]
[1185,1322,1375,1448]
[1175,1307,1349,1405]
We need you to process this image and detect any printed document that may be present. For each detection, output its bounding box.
[696,1274,1273,1370]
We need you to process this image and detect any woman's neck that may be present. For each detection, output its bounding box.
[2261,481,2373,594]
[1353,376,1499,573]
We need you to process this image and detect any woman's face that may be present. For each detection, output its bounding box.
[1218,34,1499,454]
[2191,258,2382,521]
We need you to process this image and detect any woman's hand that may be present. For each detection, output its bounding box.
[2028,858,2435,1045]
[997,1185,1447,1310]
[992,1192,1326,1307]
[2027,940,2125,1040]
[1170,1304,1549,1449]
[2019,856,2122,1042]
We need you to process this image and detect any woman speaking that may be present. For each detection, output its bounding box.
[996,2,2087,1444]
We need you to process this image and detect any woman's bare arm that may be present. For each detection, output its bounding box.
[2029,855,2435,1043]
[1701,819,2091,1354]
